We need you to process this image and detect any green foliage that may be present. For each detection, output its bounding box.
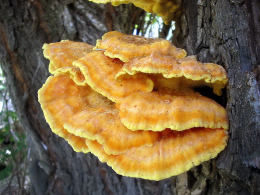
[0,68,27,181]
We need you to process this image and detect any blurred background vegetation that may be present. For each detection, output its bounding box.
[0,67,29,194]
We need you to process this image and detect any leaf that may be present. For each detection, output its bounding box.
[0,164,13,180]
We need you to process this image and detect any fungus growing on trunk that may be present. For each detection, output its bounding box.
[85,128,227,181]
[88,0,182,24]
[38,31,229,180]
[38,75,91,153]
[38,74,159,155]
[94,31,186,62]
[43,40,93,74]
[117,90,228,131]
[116,54,228,95]
[73,51,154,102]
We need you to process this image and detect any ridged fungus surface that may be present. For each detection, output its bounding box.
[85,128,228,181]
[38,31,229,180]
[64,108,159,155]
[73,51,153,102]
[88,0,182,24]
[38,74,93,153]
[116,54,228,95]
[38,74,158,155]
[95,31,186,62]
[117,91,229,131]
[43,40,93,74]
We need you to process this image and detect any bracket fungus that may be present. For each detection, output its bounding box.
[73,50,153,102]
[38,31,229,180]
[85,128,227,180]
[43,40,93,75]
[38,74,91,153]
[116,54,228,95]
[117,91,228,131]
[88,0,182,24]
[95,31,186,62]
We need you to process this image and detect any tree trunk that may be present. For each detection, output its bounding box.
[174,0,260,194]
[0,0,259,195]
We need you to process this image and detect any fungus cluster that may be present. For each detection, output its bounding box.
[88,0,182,24]
[38,31,228,180]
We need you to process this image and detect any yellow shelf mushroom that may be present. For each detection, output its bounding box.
[86,128,227,181]
[117,91,229,131]
[73,51,153,102]
[116,54,228,95]
[88,0,182,24]
[38,31,229,180]
[95,31,186,62]
[43,40,93,74]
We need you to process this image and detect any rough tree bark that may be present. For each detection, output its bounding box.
[174,0,260,194]
[0,0,259,195]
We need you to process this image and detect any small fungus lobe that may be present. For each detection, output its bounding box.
[73,51,153,102]
[117,91,229,131]
[85,128,227,180]
[116,54,228,95]
[43,40,93,74]
[95,31,186,62]
[38,74,92,153]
